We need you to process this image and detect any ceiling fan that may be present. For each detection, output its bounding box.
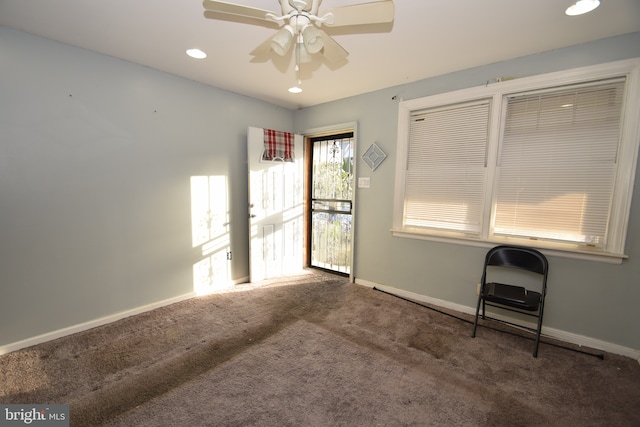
[202,0,395,75]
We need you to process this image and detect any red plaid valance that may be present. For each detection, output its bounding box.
[263,128,294,162]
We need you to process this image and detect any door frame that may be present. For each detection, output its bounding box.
[301,122,358,282]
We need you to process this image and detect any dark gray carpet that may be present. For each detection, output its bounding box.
[1,272,639,426]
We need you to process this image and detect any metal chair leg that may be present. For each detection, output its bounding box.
[532,311,544,357]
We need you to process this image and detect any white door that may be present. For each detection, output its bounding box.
[247,127,304,282]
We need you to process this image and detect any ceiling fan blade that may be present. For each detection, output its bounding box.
[202,0,277,21]
[318,30,349,64]
[322,0,394,27]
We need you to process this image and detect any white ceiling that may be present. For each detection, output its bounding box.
[1,0,639,110]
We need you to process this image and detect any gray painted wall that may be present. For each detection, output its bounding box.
[2,24,639,353]
[0,27,293,346]
[294,32,640,352]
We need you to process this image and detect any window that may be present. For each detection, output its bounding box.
[405,100,490,235]
[393,59,640,262]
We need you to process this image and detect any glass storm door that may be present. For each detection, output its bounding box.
[310,133,354,275]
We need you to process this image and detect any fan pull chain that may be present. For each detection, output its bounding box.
[295,32,302,86]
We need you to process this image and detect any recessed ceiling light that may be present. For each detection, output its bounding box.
[288,86,302,93]
[565,0,600,16]
[186,48,207,59]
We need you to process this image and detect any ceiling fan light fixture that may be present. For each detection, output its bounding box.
[271,25,295,56]
[302,25,323,54]
[186,48,207,59]
[565,0,600,16]
[297,43,315,64]
[202,0,396,86]
[288,86,302,93]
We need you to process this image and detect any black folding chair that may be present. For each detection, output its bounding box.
[471,245,549,357]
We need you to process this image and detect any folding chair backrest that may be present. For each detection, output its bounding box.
[485,246,548,275]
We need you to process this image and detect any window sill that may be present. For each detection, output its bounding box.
[390,229,628,264]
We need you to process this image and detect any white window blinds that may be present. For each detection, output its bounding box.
[404,100,491,234]
[493,79,626,246]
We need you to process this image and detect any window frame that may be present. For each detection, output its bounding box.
[392,58,640,263]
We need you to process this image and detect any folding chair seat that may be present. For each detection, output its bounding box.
[471,245,549,357]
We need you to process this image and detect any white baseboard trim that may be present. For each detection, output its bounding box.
[5,277,638,364]
[355,278,640,361]
[1,276,257,355]
[0,291,195,356]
